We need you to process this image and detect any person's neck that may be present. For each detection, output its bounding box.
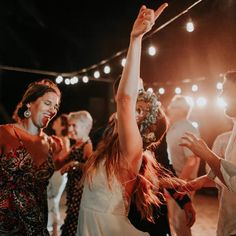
[17,120,42,136]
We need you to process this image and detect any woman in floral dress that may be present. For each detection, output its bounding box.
[0,79,67,235]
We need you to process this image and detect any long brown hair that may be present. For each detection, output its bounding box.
[82,114,182,222]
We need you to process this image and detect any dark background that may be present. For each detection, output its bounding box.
[0,0,235,150]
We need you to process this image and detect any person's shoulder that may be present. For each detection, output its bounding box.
[0,123,14,135]
[0,124,15,146]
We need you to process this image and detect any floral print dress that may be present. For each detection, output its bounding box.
[0,126,55,236]
[61,141,89,236]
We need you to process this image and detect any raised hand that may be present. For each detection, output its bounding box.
[180,132,211,160]
[131,3,168,38]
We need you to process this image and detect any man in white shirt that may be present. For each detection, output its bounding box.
[181,71,236,236]
[166,95,200,236]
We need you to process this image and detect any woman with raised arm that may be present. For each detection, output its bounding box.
[76,4,177,236]
[0,79,66,235]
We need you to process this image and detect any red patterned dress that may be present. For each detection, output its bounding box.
[0,125,55,235]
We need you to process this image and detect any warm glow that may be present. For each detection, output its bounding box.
[159,87,165,95]
[94,70,100,79]
[55,75,63,84]
[104,65,111,74]
[192,121,199,128]
[82,76,89,83]
[196,97,207,107]
[70,76,78,84]
[191,84,198,92]
[175,87,182,94]
[147,87,153,93]
[216,82,223,90]
[186,21,194,32]
[65,78,70,85]
[216,97,227,108]
[121,58,126,67]
[148,46,157,56]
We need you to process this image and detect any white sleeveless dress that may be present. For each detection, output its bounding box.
[76,163,149,236]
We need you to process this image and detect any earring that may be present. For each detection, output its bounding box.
[24,109,31,118]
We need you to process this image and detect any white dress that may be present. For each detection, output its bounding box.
[76,163,149,236]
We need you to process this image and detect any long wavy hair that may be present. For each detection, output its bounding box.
[82,107,183,222]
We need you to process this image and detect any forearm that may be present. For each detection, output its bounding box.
[116,36,142,103]
[179,157,199,180]
[203,150,226,185]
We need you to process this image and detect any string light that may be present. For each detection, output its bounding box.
[186,20,195,32]
[216,82,223,90]
[192,84,198,92]
[158,87,165,95]
[148,46,157,56]
[82,76,89,83]
[104,65,111,74]
[175,87,182,94]
[0,0,205,84]
[94,71,100,79]
[121,58,126,67]
[65,78,71,85]
[55,75,63,84]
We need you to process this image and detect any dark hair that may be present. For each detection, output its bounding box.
[60,114,69,136]
[224,71,236,83]
[13,79,61,121]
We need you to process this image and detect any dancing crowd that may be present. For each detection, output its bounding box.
[1,3,236,236]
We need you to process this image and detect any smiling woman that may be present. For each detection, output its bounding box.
[0,79,70,235]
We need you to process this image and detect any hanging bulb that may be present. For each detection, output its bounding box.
[104,65,111,74]
[148,45,157,56]
[186,20,194,32]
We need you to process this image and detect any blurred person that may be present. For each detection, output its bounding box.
[92,70,195,236]
[47,114,70,236]
[181,71,236,236]
[166,94,200,236]
[60,110,93,236]
[128,134,196,236]
[75,4,186,236]
[0,79,67,235]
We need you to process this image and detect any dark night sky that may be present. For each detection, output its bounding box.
[0,0,236,143]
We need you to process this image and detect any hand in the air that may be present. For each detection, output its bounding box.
[131,3,168,38]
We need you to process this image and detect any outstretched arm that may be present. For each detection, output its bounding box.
[116,3,168,173]
[180,132,226,185]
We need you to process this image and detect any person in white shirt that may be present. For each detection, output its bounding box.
[181,70,236,236]
[166,95,200,236]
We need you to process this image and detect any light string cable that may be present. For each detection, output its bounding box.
[0,0,204,79]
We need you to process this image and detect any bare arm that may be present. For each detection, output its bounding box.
[181,133,226,185]
[179,155,200,180]
[117,4,168,173]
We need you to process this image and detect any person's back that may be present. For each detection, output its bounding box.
[78,162,149,236]
[166,95,200,236]
[167,119,200,179]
